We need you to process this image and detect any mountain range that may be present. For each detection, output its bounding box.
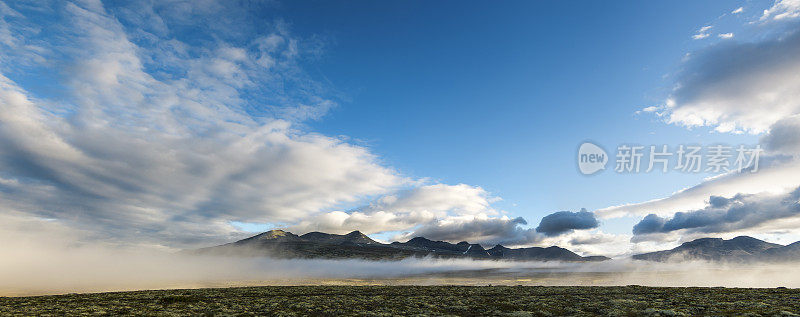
[632,236,800,263]
[191,231,800,263]
[191,229,610,262]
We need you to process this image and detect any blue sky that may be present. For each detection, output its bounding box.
[277,1,761,228]
[2,0,800,256]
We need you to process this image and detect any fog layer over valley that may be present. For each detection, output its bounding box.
[4,237,800,296]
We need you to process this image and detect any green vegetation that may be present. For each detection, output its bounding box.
[2,285,799,316]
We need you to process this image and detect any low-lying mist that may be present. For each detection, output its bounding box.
[3,239,800,296]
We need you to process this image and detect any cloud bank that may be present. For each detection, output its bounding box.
[633,188,800,237]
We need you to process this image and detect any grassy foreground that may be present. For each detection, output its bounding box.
[1,285,799,316]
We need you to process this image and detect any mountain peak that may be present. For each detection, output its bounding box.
[407,237,431,244]
[634,236,783,262]
[234,229,299,244]
[258,229,290,239]
[729,236,764,244]
[342,231,379,244]
[299,230,379,245]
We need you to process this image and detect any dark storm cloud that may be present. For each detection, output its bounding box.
[632,214,667,235]
[535,209,599,237]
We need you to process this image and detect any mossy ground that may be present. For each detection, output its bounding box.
[1,285,799,316]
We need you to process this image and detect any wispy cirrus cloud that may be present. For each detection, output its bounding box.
[692,26,712,40]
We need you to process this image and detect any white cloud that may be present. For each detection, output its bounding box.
[761,0,800,21]
[664,29,800,133]
[287,184,501,236]
[692,26,712,40]
[596,157,800,219]
[0,0,415,248]
[0,71,406,246]
[635,105,665,116]
[0,1,20,47]
[718,32,734,39]
[732,7,744,14]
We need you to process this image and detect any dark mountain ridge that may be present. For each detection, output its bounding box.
[632,236,800,262]
[193,229,609,262]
